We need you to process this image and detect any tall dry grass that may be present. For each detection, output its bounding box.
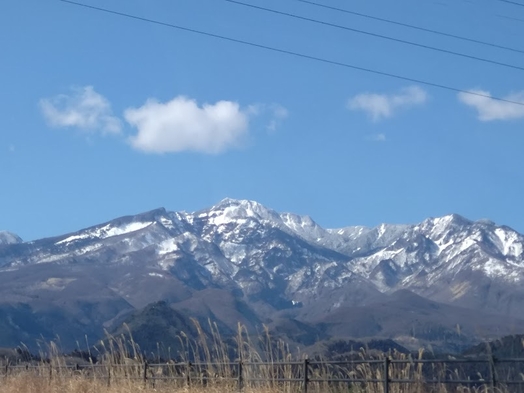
[0,321,521,393]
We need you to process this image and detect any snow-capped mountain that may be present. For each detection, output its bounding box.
[0,231,22,246]
[0,199,523,351]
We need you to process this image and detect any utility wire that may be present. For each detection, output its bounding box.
[498,0,524,7]
[498,14,524,22]
[292,0,524,55]
[223,0,524,72]
[58,0,524,107]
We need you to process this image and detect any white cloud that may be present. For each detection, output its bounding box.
[246,103,289,132]
[39,86,121,134]
[8,144,15,153]
[457,89,524,121]
[125,96,251,154]
[267,104,289,132]
[370,133,386,142]
[348,86,428,121]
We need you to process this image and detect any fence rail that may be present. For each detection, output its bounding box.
[3,356,524,392]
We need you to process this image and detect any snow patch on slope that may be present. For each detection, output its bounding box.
[57,222,154,244]
[494,228,523,258]
[157,238,180,255]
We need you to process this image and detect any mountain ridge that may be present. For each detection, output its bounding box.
[0,198,523,352]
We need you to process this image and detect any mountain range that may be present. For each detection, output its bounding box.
[0,198,523,354]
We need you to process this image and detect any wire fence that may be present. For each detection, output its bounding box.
[3,356,524,392]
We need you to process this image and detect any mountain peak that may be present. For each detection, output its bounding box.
[206,198,279,221]
[0,231,23,245]
[213,198,265,209]
[439,213,470,224]
[424,213,472,230]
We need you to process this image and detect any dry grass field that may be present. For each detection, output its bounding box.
[0,322,520,393]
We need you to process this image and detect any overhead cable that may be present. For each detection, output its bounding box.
[58,0,524,107]
[498,0,524,7]
[291,0,524,55]
[223,0,524,72]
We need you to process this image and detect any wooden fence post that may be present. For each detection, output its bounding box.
[303,358,309,393]
[488,356,497,392]
[143,360,149,388]
[186,362,192,390]
[383,357,390,393]
[238,360,244,392]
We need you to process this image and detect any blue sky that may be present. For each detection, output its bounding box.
[1,0,523,241]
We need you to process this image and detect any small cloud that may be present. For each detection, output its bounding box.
[370,133,386,142]
[457,89,524,121]
[267,104,289,132]
[125,96,250,154]
[247,103,289,132]
[39,86,121,134]
[8,144,15,153]
[348,86,428,122]
[246,104,263,116]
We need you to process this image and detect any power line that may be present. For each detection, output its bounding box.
[58,0,524,107]
[498,14,524,23]
[223,0,524,72]
[498,0,524,7]
[292,0,524,55]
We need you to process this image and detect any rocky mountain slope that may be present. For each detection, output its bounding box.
[1,199,523,352]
